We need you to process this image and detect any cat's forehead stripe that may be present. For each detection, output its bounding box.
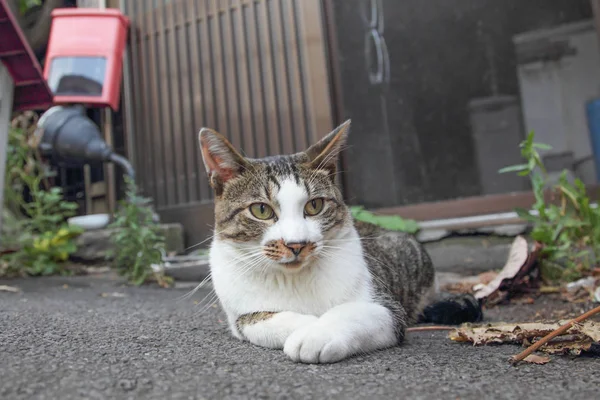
[261,156,301,185]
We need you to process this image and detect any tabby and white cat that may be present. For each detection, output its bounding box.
[198,121,481,364]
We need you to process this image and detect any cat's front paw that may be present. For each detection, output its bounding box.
[283,322,352,364]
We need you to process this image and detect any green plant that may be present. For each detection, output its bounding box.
[1,122,82,277]
[499,131,600,282]
[17,0,41,14]
[350,206,420,234]
[108,177,170,286]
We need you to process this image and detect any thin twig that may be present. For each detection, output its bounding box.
[407,326,454,332]
[510,304,600,365]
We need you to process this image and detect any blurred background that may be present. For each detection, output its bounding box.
[3,0,600,249]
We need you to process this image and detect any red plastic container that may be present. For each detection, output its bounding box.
[43,8,129,111]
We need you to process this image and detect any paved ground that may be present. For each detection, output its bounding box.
[1,274,599,400]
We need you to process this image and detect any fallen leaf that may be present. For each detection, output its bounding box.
[474,236,530,300]
[100,292,128,298]
[478,271,498,285]
[541,338,593,356]
[449,320,600,347]
[62,284,69,289]
[523,354,550,364]
[0,285,20,293]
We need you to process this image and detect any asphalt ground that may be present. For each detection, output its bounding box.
[1,274,599,400]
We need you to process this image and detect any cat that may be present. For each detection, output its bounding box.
[198,120,482,364]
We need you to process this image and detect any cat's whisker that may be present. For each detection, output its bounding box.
[184,229,221,252]
[174,273,213,303]
[325,235,383,243]
[179,250,264,306]
[194,290,220,316]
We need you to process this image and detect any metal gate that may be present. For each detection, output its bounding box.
[122,0,333,246]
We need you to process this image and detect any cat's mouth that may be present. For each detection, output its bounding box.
[279,258,305,269]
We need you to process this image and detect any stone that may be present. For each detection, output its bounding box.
[72,223,184,263]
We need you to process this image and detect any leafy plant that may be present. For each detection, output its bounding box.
[17,0,41,14]
[350,206,420,234]
[1,120,82,277]
[499,131,600,282]
[108,177,170,286]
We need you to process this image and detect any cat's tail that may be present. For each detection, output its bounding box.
[417,292,483,325]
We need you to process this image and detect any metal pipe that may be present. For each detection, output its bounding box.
[108,152,135,182]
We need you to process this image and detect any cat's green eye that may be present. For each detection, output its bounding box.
[249,203,275,220]
[304,198,325,216]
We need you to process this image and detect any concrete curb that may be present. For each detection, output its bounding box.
[163,256,210,282]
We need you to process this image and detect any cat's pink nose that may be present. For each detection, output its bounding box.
[284,242,307,256]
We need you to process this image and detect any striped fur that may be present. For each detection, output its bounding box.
[199,120,480,364]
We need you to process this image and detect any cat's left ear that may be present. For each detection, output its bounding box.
[304,119,350,175]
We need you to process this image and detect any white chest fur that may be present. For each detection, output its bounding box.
[209,228,373,323]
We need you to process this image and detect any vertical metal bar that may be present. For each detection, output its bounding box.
[230,1,254,155]
[148,0,168,207]
[157,0,177,206]
[102,109,116,213]
[281,0,308,151]
[83,164,93,213]
[255,0,280,155]
[219,1,243,150]
[119,0,137,173]
[167,0,189,204]
[233,0,257,157]
[199,0,217,200]
[179,0,200,203]
[291,0,312,149]
[207,0,229,137]
[124,0,147,193]
[242,1,267,158]
[138,1,158,202]
[191,0,211,201]
[266,0,293,155]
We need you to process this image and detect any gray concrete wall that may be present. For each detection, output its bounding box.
[0,63,15,242]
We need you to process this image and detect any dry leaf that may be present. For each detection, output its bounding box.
[478,271,499,285]
[523,354,550,364]
[449,320,600,347]
[0,285,20,293]
[542,338,594,356]
[474,236,530,300]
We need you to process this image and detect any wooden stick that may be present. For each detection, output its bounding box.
[406,326,454,332]
[510,304,600,365]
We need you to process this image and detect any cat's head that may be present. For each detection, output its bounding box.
[199,121,352,272]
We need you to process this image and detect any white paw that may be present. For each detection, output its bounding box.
[283,322,352,364]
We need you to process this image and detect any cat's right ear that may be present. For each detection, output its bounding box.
[198,128,248,192]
